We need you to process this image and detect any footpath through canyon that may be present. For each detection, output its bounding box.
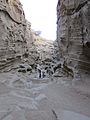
[0,0,90,120]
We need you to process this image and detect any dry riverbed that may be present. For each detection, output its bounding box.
[0,70,90,120]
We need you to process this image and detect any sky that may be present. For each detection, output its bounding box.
[20,0,58,40]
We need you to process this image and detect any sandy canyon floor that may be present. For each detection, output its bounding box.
[0,70,90,120]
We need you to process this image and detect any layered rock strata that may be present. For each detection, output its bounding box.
[0,0,38,70]
[57,0,90,78]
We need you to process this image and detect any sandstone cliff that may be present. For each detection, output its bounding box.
[57,0,90,79]
[0,0,38,71]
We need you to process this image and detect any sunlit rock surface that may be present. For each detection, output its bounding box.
[57,0,90,79]
[0,0,26,59]
[33,33,55,61]
[0,0,38,71]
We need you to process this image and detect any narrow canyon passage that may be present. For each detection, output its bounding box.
[0,0,90,120]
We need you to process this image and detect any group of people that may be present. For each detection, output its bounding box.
[37,64,46,78]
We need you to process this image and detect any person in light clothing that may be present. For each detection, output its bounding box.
[37,64,41,78]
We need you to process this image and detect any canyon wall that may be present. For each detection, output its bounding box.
[57,0,90,78]
[0,0,38,70]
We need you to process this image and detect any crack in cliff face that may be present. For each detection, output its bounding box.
[58,0,89,16]
[67,1,88,15]
[52,110,58,120]
[75,1,88,12]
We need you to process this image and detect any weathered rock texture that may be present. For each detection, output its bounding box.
[57,0,90,78]
[0,0,38,70]
[32,32,55,62]
[0,0,26,59]
[24,21,39,64]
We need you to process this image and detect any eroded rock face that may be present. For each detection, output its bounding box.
[0,0,39,71]
[0,0,26,68]
[33,33,55,62]
[57,0,90,78]
[24,21,39,64]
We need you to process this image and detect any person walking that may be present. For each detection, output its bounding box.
[37,64,41,78]
[41,68,46,78]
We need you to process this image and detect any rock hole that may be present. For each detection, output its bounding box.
[6,0,8,3]
[86,42,90,48]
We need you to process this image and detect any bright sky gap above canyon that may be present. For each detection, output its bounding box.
[20,0,58,40]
